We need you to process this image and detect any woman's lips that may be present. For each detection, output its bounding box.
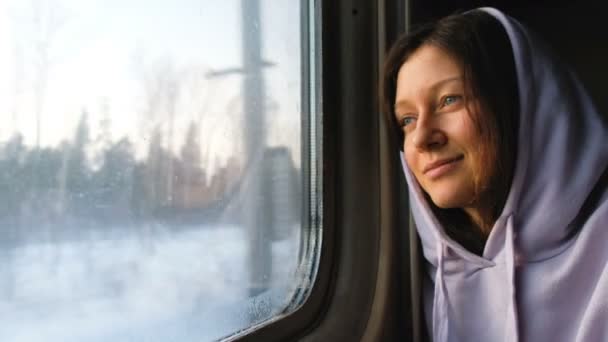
[423,156,463,180]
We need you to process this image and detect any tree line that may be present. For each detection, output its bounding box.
[0,111,241,232]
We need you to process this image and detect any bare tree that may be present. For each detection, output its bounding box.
[134,56,222,209]
[28,0,66,148]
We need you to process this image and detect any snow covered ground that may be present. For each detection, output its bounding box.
[0,224,304,342]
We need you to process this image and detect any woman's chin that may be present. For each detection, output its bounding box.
[428,191,473,209]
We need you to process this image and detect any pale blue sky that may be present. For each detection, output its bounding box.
[0,0,302,170]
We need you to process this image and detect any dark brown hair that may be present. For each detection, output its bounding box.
[380,10,519,254]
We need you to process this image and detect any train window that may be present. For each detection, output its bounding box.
[0,0,319,341]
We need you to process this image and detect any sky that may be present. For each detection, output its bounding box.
[0,0,303,171]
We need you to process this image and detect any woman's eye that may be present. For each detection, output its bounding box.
[400,116,416,127]
[441,95,462,107]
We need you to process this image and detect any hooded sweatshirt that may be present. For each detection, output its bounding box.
[401,7,608,342]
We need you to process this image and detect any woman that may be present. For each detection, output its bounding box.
[381,7,608,342]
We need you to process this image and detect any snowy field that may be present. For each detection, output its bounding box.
[0,225,303,342]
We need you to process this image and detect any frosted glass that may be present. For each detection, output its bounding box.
[0,0,318,341]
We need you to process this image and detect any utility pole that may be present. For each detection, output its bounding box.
[206,0,273,315]
[241,0,272,303]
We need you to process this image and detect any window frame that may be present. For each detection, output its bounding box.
[232,0,415,341]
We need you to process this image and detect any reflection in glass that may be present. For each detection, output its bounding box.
[0,0,312,341]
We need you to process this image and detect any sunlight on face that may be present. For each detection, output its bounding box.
[395,44,486,210]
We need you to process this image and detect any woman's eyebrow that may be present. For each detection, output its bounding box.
[394,99,414,113]
[430,76,463,90]
[394,76,463,112]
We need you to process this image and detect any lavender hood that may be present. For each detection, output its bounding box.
[401,7,608,342]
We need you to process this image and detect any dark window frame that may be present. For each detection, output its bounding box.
[233,0,415,341]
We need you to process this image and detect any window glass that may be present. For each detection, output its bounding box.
[0,0,318,340]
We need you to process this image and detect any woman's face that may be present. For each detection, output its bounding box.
[394,44,486,210]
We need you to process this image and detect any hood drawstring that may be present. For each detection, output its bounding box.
[505,215,519,341]
[432,216,520,342]
[432,239,449,342]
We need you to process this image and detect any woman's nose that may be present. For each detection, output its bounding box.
[411,118,447,151]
